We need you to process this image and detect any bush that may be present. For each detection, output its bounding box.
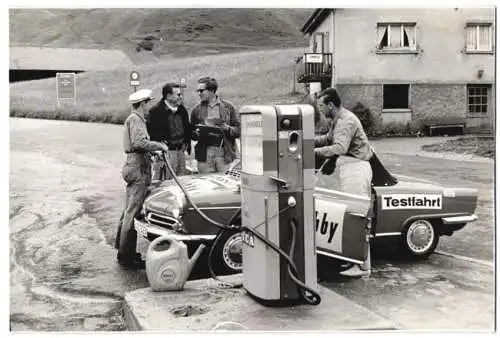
[405,120,423,136]
[383,121,407,136]
[380,121,422,136]
[351,102,376,136]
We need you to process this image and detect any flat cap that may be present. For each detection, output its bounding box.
[129,89,153,104]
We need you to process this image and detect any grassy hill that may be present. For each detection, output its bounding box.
[10,47,309,123]
[9,8,312,60]
[9,8,312,123]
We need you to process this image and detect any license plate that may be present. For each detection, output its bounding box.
[135,221,148,238]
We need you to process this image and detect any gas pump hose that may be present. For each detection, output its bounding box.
[161,152,321,305]
[241,220,321,305]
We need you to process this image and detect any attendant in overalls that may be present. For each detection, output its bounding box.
[115,89,169,269]
[314,87,373,277]
[147,82,191,180]
[190,77,240,173]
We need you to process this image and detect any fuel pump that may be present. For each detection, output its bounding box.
[239,104,320,306]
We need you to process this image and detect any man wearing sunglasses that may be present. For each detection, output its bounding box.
[190,77,240,173]
[147,82,192,180]
[115,89,170,269]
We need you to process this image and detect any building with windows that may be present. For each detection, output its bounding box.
[297,8,495,134]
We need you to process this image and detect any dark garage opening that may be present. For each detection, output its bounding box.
[10,69,84,83]
[383,84,409,109]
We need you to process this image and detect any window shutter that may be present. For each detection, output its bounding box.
[478,25,491,51]
[466,26,477,51]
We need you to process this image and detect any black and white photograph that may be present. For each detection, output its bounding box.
[8,4,496,333]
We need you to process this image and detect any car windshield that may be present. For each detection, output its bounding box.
[224,155,397,189]
[224,159,342,190]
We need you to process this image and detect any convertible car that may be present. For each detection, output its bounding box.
[134,156,478,273]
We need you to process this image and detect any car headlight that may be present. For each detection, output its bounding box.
[171,207,180,219]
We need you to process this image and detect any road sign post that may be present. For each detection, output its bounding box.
[56,72,76,105]
[130,71,140,92]
[179,77,186,100]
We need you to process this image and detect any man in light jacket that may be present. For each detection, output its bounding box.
[315,87,373,278]
[190,77,240,173]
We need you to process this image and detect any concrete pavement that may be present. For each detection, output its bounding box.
[123,274,398,331]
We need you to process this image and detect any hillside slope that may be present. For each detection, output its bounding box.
[9,8,312,60]
[10,47,308,123]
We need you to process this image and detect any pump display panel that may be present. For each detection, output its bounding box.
[240,113,264,176]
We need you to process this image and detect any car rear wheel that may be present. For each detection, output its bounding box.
[214,230,242,274]
[401,219,439,260]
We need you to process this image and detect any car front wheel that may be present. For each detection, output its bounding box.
[214,230,243,274]
[401,219,439,260]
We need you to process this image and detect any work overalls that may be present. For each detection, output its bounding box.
[115,113,158,257]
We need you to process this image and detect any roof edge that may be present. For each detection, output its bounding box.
[301,8,334,35]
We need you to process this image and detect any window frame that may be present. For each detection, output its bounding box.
[467,84,489,116]
[382,84,411,111]
[465,22,493,54]
[376,22,418,54]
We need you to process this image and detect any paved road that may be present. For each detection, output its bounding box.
[9,118,495,331]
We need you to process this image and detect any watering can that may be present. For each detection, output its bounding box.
[146,236,206,291]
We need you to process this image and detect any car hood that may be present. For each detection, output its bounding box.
[392,174,442,188]
[144,174,239,215]
[143,171,465,216]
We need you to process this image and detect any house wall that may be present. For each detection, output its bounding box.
[336,84,383,115]
[336,83,477,126]
[304,8,495,131]
[307,12,335,96]
[410,84,467,121]
[308,12,334,51]
[332,8,495,131]
[334,8,495,84]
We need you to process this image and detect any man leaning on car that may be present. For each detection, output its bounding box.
[114,89,169,269]
[314,87,373,278]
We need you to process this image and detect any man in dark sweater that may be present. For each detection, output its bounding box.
[147,82,192,180]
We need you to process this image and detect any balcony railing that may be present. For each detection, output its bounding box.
[296,53,333,83]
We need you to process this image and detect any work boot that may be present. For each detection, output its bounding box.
[117,252,146,270]
[339,264,370,278]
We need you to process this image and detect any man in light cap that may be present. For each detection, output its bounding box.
[115,89,170,269]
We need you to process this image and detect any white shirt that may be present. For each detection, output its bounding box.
[164,100,178,113]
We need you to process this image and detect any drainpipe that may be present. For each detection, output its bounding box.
[331,10,336,87]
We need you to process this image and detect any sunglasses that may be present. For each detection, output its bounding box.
[196,89,207,93]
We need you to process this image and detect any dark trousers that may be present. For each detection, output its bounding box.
[114,154,151,256]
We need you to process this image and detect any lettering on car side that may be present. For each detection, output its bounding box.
[381,194,443,210]
[315,199,346,253]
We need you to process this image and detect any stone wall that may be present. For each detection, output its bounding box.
[410,84,467,122]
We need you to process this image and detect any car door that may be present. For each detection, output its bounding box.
[313,157,372,264]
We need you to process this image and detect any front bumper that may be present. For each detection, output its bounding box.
[134,217,216,241]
